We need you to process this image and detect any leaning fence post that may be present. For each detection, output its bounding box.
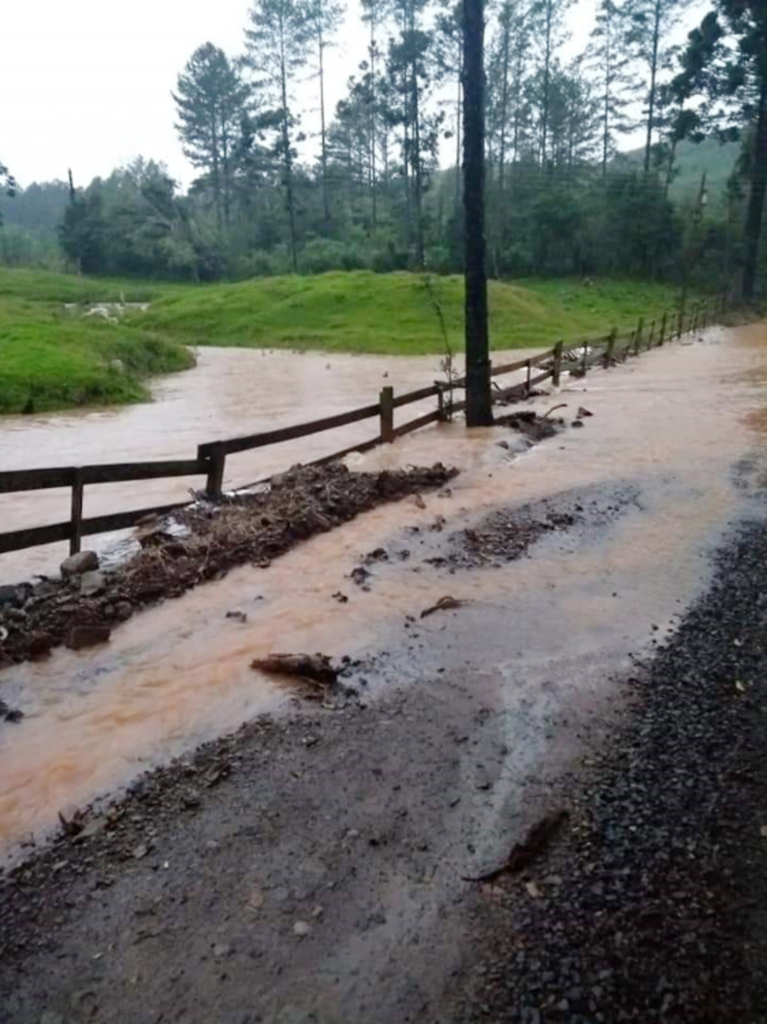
[202,442,226,498]
[677,309,684,339]
[70,468,84,557]
[525,359,532,393]
[659,311,668,345]
[648,319,656,348]
[380,385,395,443]
[634,317,644,355]
[604,327,617,368]
[552,341,563,387]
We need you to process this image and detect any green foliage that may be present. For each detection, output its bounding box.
[174,44,252,231]
[136,269,685,355]
[0,279,192,414]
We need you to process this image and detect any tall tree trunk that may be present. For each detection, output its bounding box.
[463,0,493,426]
[318,28,330,228]
[742,83,767,301]
[643,0,661,174]
[369,20,378,231]
[498,6,511,197]
[454,65,462,213]
[541,0,553,167]
[412,55,425,266]
[211,121,223,232]
[279,33,298,272]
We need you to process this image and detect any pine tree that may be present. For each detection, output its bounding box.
[622,0,693,173]
[306,0,345,228]
[586,0,637,177]
[675,1,767,299]
[245,0,311,271]
[532,0,575,167]
[173,44,251,231]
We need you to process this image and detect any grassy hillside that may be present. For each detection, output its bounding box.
[615,139,739,202]
[0,267,689,414]
[136,271,684,356]
[0,274,192,414]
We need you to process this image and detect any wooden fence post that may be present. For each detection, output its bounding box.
[659,311,668,345]
[525,359,532,393]
[552,341,563,386]
[677,309,684,339]
[380,386,394,442]
[203,442,226,498]
[634,317,644,355]
[604,327,617,367]
[648,319,656,348]
[70,468,84,556]
[436,386,446,422]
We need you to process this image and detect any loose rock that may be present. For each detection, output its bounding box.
[60,551,99,578]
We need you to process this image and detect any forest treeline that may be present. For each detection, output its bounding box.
[1,0,765,297]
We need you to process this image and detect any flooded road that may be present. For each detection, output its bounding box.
[0,347,539,581]
[0,325,766,861]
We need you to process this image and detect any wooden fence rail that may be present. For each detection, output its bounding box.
[0,293,727,562]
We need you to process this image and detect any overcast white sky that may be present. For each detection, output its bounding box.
[1,0,709,190]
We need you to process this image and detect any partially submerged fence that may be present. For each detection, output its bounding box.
[0,295,725,560]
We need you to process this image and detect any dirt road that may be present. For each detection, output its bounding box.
[2,325,767,1023]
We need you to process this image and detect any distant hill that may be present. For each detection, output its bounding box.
[614,138,740,202]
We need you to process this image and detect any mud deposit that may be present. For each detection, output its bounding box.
[0,463,456,669]
[424,487,636,570]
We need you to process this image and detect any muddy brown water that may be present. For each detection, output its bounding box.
[0,347,539,581]
[1,327,766,862]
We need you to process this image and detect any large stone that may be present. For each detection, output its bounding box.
[66,624,111,651]
[28,632,54,660]
[60,551,99,578]
[0,585,20,607]
[79,570,106,597]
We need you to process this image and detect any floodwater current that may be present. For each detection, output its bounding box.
[0,326,766,861]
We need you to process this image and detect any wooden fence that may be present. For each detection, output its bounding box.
[0,294,726,560]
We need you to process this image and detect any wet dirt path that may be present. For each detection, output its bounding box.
[2,325,767,1024]
[0,325,765,866]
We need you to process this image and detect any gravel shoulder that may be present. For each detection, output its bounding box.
[457,517,767,1023]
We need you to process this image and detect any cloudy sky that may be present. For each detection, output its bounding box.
[1,0,708,190]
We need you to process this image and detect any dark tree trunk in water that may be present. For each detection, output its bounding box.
[463,0,493,427]
[743,85,767,302]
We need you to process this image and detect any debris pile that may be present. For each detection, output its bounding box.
[0,462,457,670]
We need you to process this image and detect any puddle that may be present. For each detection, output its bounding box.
[0,325,766,860]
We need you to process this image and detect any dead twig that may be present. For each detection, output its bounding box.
[420,595,465,619]
[543,403,568,419]
[462,809,569,882]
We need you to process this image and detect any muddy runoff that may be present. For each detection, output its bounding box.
[0,324,765,867]
[0,346,543,582]
[0,462,456,669]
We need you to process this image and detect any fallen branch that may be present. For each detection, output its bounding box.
[462,809,569,882]
[251,653,338,689]
[420,595,464,619]
[543,403,568,419]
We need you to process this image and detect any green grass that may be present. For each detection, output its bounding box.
[0,266,689,414]
[0,273,193,414]
[136,270,685,356]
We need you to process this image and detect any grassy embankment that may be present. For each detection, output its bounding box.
[0,270,192,414]
[138,271,685,355]
[0,267,687,413]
